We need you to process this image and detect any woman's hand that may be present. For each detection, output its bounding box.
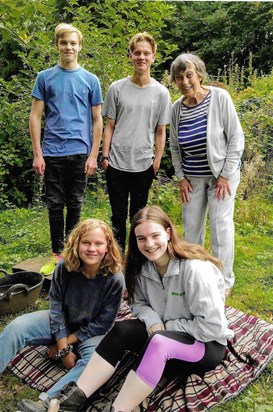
[61,352,78,369]
[147,322,165,337]
[214,176,231,201]
[179,178,193,203]
[48,344,58,359]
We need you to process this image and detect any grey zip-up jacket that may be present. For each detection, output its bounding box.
[170,86,244,180]
[132,258,234,346]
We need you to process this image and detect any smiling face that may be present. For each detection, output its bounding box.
[78,228,108,276]
[175,63,202,97]
[56,32,82,69]
[130,40,155,75]
[135,221,170,267]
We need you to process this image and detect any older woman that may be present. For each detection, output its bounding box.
[169,53,244,297]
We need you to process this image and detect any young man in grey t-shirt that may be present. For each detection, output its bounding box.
[101,32,171,252]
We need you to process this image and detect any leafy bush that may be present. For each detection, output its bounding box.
[0,0,272,210]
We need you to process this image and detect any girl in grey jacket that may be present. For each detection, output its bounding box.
[26,206,234,412]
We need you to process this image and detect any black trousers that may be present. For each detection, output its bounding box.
[105,165,154,252]
[44,155,87,253]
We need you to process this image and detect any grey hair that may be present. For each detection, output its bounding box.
[170,53,207,84]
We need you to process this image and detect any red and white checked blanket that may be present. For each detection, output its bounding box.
[8,302,273,411]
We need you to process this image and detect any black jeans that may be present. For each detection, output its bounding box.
[44,155,87,254]
[105,165,154,252]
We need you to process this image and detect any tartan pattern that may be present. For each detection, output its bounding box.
[8,303,273,411]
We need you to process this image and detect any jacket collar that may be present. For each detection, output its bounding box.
[141,258,181,281]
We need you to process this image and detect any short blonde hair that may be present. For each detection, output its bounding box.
[170,53,207,84]
[54,23,83,46]
[128,32,157,54]
[63,219,122,275]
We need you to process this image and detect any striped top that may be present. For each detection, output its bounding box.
[178,92,213,177]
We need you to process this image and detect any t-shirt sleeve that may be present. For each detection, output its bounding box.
[31,72,45,101]
[90,75,103,106]
[101,83,117,119]
[157,88,172,126]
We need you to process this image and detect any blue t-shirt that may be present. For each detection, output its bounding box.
[32,65,103,156]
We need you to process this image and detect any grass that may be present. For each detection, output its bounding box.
[0,180,273,412]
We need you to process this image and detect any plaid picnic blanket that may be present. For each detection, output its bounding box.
[8,302,273,411]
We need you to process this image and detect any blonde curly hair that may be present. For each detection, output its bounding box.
[63,219,122,276]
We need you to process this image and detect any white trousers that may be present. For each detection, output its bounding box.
[182,170,240,289]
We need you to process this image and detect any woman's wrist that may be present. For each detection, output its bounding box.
[54,344,73,359]
[219,175,229,182]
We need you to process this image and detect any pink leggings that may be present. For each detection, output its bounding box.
[136,333,205,387]
[96,319,226,389]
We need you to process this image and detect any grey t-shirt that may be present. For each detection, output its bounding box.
[102,77,172,172]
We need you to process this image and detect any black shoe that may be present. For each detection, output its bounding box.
[18,381,87,412]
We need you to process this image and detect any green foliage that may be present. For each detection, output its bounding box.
[235,75,273,200]
[0,0,58,209]
[161,1,273,78]
[148,173,181,231]
[0,0,272,210]
[0,76,34,208]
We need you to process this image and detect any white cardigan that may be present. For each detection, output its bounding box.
[170,86,244,181]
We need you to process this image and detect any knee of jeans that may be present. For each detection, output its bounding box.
[48,203,65,214]
[66,205,82,216]
[77,346,97,362]
[5,315,30,337]
[74,356,90,368]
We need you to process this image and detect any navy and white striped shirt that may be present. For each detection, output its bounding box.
[178,92,213,177]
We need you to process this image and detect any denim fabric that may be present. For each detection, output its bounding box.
[44,155,87,253]
[0,310,104,398]
[106,165,154,252]
[46,334,104,398]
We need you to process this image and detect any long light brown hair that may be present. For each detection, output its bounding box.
[125,205,222,304]
[63,219,122,276]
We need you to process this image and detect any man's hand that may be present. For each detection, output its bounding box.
[33,155,45,176]
[152,159,160,175]
[101,158,109,171]
[85,157,97,177]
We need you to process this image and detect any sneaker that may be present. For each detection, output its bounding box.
[18,382,87,412]
[40,253,62,276]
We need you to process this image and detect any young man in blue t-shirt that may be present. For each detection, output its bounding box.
[30,23,103,274]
